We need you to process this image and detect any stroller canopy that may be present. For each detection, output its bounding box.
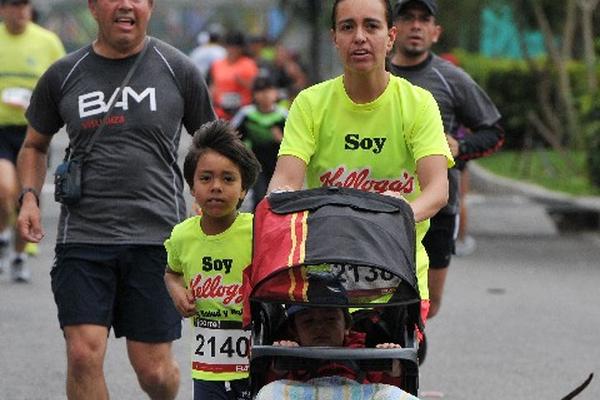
[243,187,419,326]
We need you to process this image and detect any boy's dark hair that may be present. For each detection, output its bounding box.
[183,120,261,192]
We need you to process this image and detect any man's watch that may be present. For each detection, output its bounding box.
[18,187,40,207]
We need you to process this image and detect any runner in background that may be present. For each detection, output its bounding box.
[389,0,503,318]
[0,0,65,282]
[231,76,287,210]
[189,23,226,80]
[207,31,258,120]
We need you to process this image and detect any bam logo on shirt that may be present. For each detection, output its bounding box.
[344,133,387,154]
[78,87,157,118]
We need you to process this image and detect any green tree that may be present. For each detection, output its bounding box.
[435,0,492,51]
[507,0,598,152]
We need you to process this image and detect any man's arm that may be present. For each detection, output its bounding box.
[456,124,504,161]
[410,155,449,223]
[16,127,52,243]
[452,69,504,161]
[266,155,307,194]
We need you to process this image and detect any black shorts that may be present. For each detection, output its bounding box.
[423,213,458,269]
[0,125,27,163]
[51,244,182,342]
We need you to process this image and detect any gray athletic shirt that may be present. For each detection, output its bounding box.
[26,38,215,245]
[389,54,501,215]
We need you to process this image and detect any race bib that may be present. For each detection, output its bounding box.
[191,318,250,374]
[307,263,401,301]
[1,87,32,109]
[220,92,242,110]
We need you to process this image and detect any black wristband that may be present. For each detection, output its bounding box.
[18,187,39,207]
[458,139,468,156]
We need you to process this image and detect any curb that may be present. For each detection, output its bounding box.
[468,161,600,232]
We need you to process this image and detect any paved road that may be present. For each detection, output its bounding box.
[419,194,600,400]
[1,136,599,399]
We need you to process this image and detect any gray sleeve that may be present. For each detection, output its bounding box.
[25,64,64,135]
[180,59,216,135]
[446,66,504,161]
[449,67,501,129]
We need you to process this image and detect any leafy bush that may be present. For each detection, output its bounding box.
[450,49,600,151]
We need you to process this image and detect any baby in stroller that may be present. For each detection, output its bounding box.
[268,272,403,385]
[244,187,424,399]
[255,270,420,400]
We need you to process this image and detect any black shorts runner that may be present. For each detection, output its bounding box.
[51,244,182,342]
[0,125,27,164]
[423,213,458,269]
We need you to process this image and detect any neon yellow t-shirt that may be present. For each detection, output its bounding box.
[164,213,253,381]
[0,23,65,125]
[279,75,454,300]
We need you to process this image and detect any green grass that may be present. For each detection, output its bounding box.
[475,150,600,196]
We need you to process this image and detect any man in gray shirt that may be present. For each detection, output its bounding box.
[390,0,503,320]
[16,0,215,398]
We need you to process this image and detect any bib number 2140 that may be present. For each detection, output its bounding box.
[195,333,249,359]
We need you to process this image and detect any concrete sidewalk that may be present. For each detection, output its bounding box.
[468,162,600,234]
[466,193,559,237]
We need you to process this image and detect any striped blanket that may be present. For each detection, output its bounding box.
[256,376,420,400]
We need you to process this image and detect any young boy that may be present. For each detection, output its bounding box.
[231,76,288,209]
[270,272,403,385]
[164,120,261,400]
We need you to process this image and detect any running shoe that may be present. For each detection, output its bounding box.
[10,257,31,283]
[455,235,477,257]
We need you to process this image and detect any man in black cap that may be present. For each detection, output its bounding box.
[0,0,64,282]
[389,0,504,319]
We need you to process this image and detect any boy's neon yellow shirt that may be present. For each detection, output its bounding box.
[279,75,454,300]
[165,213,253,381]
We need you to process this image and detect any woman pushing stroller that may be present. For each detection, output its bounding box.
[267,0,453,325]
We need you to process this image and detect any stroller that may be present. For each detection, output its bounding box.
[242,187,423,398]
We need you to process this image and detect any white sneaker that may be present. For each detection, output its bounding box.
[455,235,477,257]
[10,257,31,283]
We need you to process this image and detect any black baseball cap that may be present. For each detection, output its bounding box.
[286,272,349,318]
[394,0,437,17]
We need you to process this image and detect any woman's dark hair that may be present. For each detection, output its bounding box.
[183,120,261,192]
[331,0,393,30]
